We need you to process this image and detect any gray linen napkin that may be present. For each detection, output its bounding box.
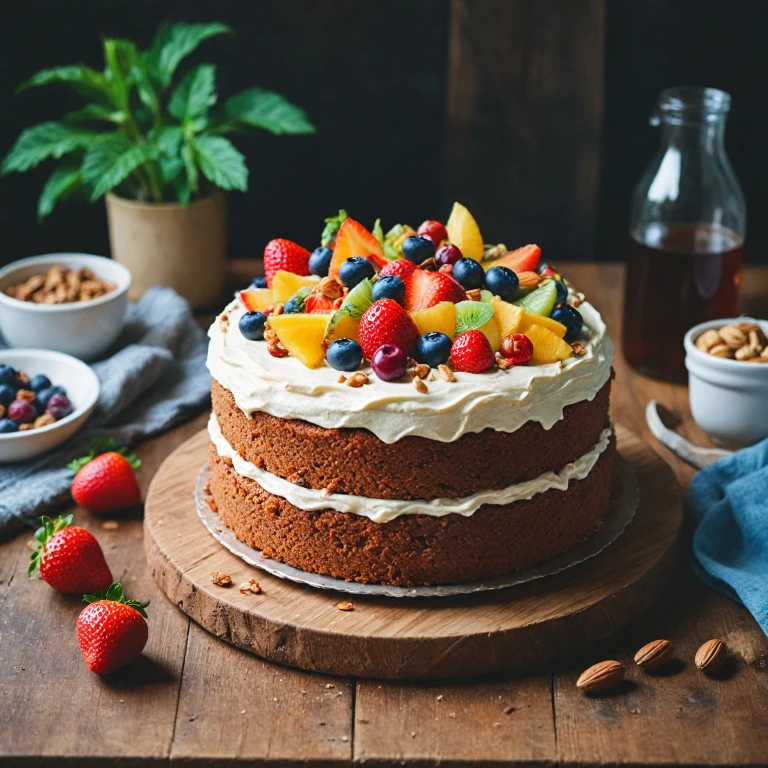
[0,286,211,536]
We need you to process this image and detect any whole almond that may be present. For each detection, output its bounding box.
[576,660,624,694]
[695,639,727,673]
[695,328,721,352]
[634,639,673,670]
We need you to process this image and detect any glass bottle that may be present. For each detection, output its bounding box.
[622,86,746,380]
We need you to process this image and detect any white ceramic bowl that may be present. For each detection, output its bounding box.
[0,349,100,463]
[684,317,768,448]
[0,254,131,361]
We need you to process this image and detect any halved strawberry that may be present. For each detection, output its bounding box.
[263,239,311,287]
[358,299,420,359]
[329,219,384,279]
[483,244,541,274]
[305,292,336,313]
[403,270,468,312]
[378,259,417,280]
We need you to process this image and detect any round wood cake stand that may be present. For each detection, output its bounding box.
[144,424,682,680]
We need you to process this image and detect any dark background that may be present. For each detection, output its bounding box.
[0,0,765,266]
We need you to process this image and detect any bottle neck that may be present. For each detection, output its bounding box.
[660,118,726,155]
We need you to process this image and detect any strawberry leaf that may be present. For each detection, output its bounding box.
[321,209,348,247]
[67,437,141,474]
[83,582,150,618]
[28,514,73,578]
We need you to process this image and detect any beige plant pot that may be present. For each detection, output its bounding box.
[105,192,226,309]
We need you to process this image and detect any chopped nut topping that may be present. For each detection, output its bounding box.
[318,276,344,299]
[466,288,482,301]
[272,303,284,316]
[267,342,289,358]
[264,329,278,344]
[337,373,347,384]
[210,571,232,587]
[413,376,428,393]
[419,257,437,271]
[495,352,513,370]
[346,372,368,387]
[6,265,116,304]
[239,578,261,595]
[219,314,230,333]
[336,601,354,611]
[437,364,456,382]
[411,362,430,379]
[15,389,35,403]
[570,341,586,356]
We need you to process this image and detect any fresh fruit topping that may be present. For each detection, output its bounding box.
[371,344,407,381]
[250,276,268,289]
[520,312,567,338]
[452,258,486,290]
[372,275,406,304]
[70,446,142,513]
[524,324,573,364]
[492,297,525,338]
[417,220,449,248]
[329,218,384,279]
[538,263,560,278]
[239,311,268,340]
[378,259,418,280]
[339,277,374,318]
[309,246,334,277]
[450,330,495,373]
[0,418,18,433]
[479,316,501,352]
[483,243,541,273]
[321,209,348,247]
[551,303,584,340]
[326,338,363,372]
[0,383,15,406]
[283,284,315,314]
[239,288,275,312]
[304,291,337,314]
[500,333,534,365]
[455,300,494,334]
[36,385,65,408]
[267,313,332,369]
[77,582,149,675]
[402,269,467,311]
[29,374,51,392]
[339,256,376,288]
[409,301,456,338]
[415,332,452,367]
[358,299,419,359]
[8,399,36,423]
[46,394,73,420]
[552,280,568,304]
[402,234,435,264]
[271,271,320,304]
[326,313,360,343]
[28,514,112,594]
[325,277,373,342]
[0,364,16,388]
[479,289,494,303]
[446,202,484,261]
[263,239,311,287]
[435,244,463,267]
[379,222,416,259]
[485,266,520,301]
[512,279,558,317]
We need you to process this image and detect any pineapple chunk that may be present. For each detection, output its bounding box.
[525,324,573,365]
[493,298,524,338]
[409,301,456,338]
[272,271,320,304]
[519,313,567,339]
[445,202,484,261]
[328,313,360,343]
[268,313,331,368]
[479,317,501,352]
[239,288,274,312]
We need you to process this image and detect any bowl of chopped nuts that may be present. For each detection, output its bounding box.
[0,254,131,361]
[0,348,100,462]
[684,318,768,447]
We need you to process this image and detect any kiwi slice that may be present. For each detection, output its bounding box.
[512,279,557,317]
[479,289,494,304]
[455,300,494,334]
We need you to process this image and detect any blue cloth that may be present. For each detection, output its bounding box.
[0,286,210,536]
[689,438,768,636]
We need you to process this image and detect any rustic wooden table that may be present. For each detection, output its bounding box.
[1,262,767,767]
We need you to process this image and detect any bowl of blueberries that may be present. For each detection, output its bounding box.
[0,349,100,462]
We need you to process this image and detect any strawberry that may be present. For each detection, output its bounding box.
[69,440,142,513]
[485,244,542,275]
[417,220,448,248]
[28,514,112,594]
[378,259,418,280]
[76,582,149,675]
[263,239,311,287]
[358,299,420,359]
[304,292,336,313]
[450,330,495,373]
[328,219,384,279]
[403,269,468,311]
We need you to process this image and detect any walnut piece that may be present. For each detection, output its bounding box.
[336,601,354,611]
[6,265,116,304]
[210,571,232,587]
[239,578,261,595]
[346,372,368,387]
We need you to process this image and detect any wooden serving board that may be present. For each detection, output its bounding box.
[144,423,682,680]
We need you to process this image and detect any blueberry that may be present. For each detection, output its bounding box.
[36,386,60,408]
[402,235,434,264]
[485,266,519,301]
[309,246,334,277]
[372,275,406,304]
[283,297,301,314]
[239,311,268,341]
[452,258,485,290]
[415,332,453,368]
[0,384,14,407]
[553,280,568,304]
[250,276,268,289]
[339,257,375,288]
[31,398,44,416]
[326,338,363,372]
[551,303,584,340]
[29,374,51,393]
[0,365,15,388]
[0,418,18,433]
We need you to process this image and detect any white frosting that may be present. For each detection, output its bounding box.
[209,413,613,524]
[207,299,614,444]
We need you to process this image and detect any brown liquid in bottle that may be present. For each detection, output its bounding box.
[622,223,742,380]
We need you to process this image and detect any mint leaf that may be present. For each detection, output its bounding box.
[63,105,124,124]
[217,87,315,135]
[192,135,247,191]
[37,162,81,219]
[82,135,153,201]
[17,66,112,105]
[1,123,96,175]
[168,64,217,122]
[152,126,184,182]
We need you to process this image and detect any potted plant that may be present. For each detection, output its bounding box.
[1,21,315,308]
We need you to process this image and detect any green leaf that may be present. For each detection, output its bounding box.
[174,177,192,206]
[1,123,96,175]
[102,39,131,110]
[17,65,112,104]
[147,22,231,89]
[37,162,82,219]
[192,135,247,192]
[63,104,124,124]
[321,209,348,247]
[81,135,153,201]
[83,582,149,618]
[152,125,185,182]
[217,87,315,135]
[168,64,217,122]
[67,436,141,473]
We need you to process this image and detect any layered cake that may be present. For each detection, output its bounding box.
[206,204,615,586]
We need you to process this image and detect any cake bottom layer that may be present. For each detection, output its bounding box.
[206,437,617,587]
